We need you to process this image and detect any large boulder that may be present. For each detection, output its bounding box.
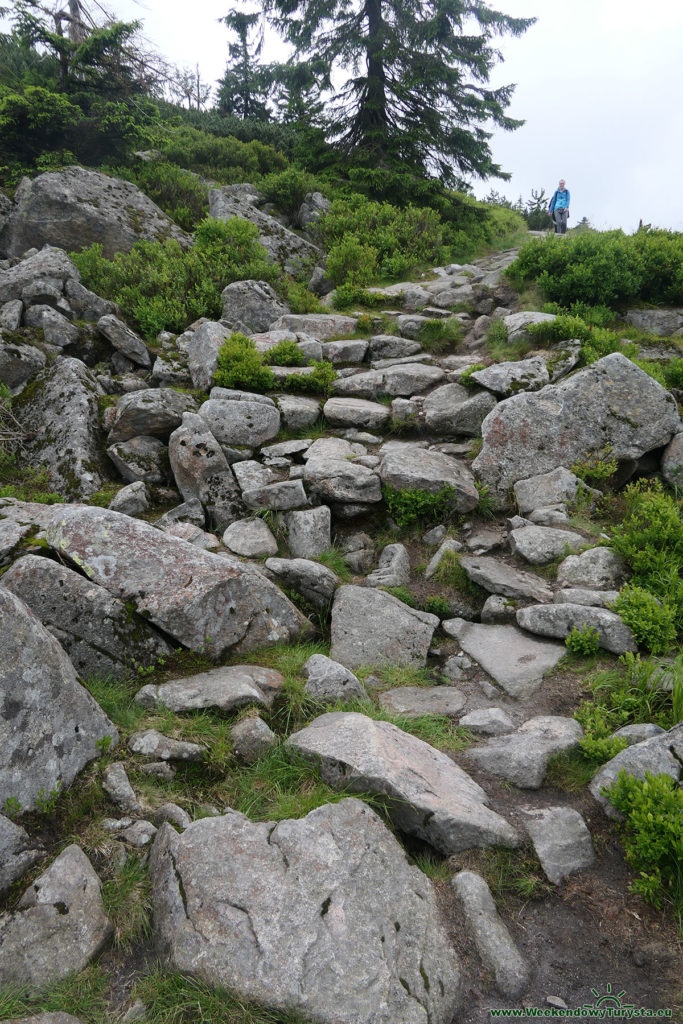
[108,388,197,444]
[220,280,289,333]
[1,554,172,680]
[0,246,79,303]
[186,321,228,391]
[379,447,479,512]
[0,336,47,394]
[0,845,111,989]
[150,799,461,1024]
[269,312,357,339]
[473,354,680,507]
[423,383,497,437]
[0,588,118,812]
[15,357,107,498]
[46,506,309,656]
[0,167,190,259]
[0,813,42,895]
[209,186,322,275]
[168,413,242,530]
[330,585,439,668]
[287,713,518,853]
[199,391,281,449]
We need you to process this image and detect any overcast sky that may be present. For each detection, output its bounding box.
[11,0,683,232]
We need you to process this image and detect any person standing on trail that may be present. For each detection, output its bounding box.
[548,179,570,234]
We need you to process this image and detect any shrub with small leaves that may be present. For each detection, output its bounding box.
[570,444,618,485]
[565,624,601,656]
[423,595,452,618]
[262,340,309,367]
[213,333,275,391]
[382,484,461,528]
[612,585,677,654]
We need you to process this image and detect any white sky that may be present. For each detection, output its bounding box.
[7,0,683,232]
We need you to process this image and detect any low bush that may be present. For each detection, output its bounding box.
[325,235,379,288]
[72,217,278,339]
[565,625,601,656]
[416,318,462,354]
[262,340,308,367]
[612,585,678,654]
[279,360,337,397]
[156,124,287,181]
[331,284,396,311]
[607,771,683,922]
[213,332,274,391]
[423,595,452,618]
[260,166,321,218]
[382,484,461,528]
[570,444,618,486]
[109,161,209,231]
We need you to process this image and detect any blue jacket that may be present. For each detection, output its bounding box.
[549,189,570,212]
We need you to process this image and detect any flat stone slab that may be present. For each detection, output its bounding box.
[46,506,307,657]
[513,467,597,515]
[323,397,391,430]
[330,585,439,668]
[128,730,205,762]
[521,806,596,884]
[287,712,518,853]
[509,525,585,565]
[135,665,284,714]
[467,716,583,789]
[471,356,549,397]
[516,603,637,654]
[452,871,529,999]
[150,799,460,1024]
[442,620,565,698]
[222,519,278,557]
[378,686,466,718]
[459,708,515,736]
[0,845,112,990]
[457,555,553,603]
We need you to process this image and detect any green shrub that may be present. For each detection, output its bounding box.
[382,484,461,528]
[156,125,287,181]
[382,586,417,607]
[423,595,452,618]
[72,217,277,339]
[325,235,379,287]
[565,625,601,656]
[262,340,308,367]
[416,318,462,354]
[459,362,487,388]
[332,284,396,311]
[280,360,337,397]
[485,320,509,348]
[109,161,209,231]
[574,701,628,763]
[613,585,677,654]
[663,357,683,390]
[260,166,320,218]
[526,314,591,345]
[508,229,683,308]
[213,333,274,391]
[283,280,323,314]
[606,771,683,919]
[570,444,618,485]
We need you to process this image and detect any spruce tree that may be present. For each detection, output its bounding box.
[266,0,534,183]
[217,11,271,121]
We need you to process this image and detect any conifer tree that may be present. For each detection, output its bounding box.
[266,0,534,183]
[217,11,271,121]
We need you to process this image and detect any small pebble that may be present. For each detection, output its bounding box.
[546,996,568,1009]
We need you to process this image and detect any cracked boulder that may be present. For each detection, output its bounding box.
[0,845,112,989]
[150,798,461,1024]
[330,585,439,668]
[0,588,118,812]
[46,506,309,657]
[1,554,173,680]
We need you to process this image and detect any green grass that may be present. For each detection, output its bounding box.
[474,847,555,903]
[0,966,110,1023]
[411,850,454,882]
[101,854,153,951]
[315,547,352,581]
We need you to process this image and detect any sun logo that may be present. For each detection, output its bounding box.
[585,983,635,1010]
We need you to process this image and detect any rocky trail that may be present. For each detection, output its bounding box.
[0,170,681,1024]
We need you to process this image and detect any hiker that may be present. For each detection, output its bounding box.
[548,179,570,233]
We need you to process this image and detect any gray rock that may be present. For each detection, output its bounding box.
[452,871,529,998]
[287,713,517,852]
[64,277,115,322]
[458,555,553,603]
[509,525,585,565]
[135,665,284,714]
[265,556,338,609]
[366,543,410,587]
[368,335,421,359]
[283,505,331,558]
[296,190,331,229]
[474,354,680,506]
[1,167,190,259]
[230,717,277,763]
[334,364,444,399]
[516,603,637,654]
[613,723,667,745]
[269,312,357,339]
[320,339,368,363]
[108,481,148,517]
[0,845,112,989]
[589,725,682,818]
[242,479,308,511]
[221,280,289,333]
[624,308,683,336]
[186,321,229,391]
[0,299,23,330]
[275,394,321,431]
[107,435,170,485]
[128,730,205,762]
[522,807,595,884]
[46,506,308,657]
[0,554,172,681]
[155,500,205,530]
[18,357,106,498]
[459,708,515,736]
[0,337,47,394]
[528,507,571,526]
[150,799,460,1024]
[199,393,280,449]
[233,459,276,492]
[102,762,142,816]
[0,813,42,894]
[661,433,683,489]
[24,305,80,347]
[471,356,549,397]
[109,388,196,444]
[209,187,322,276]
[379,686,466,718]
[425,539,464,580]
[302,654,367,705]
[443,619,565,698]
[553,588,619,608]
[97,314,150,368]
[0,519,31,566]
[513,467,598,515]
[119,820,157,846]
[0,247,78,303]
[423,383,497,437]
[556,546,628,589]
[480,595,518,624]
[153,803,192,830]
[168,413,241,530]
[323,396,391,430]
[380,448,479,512]
[502,311,556,343]
[330,586,439,668]
[467,716,583,788]
[1,1015,84,1024]
[304,452,381,506]
[223,518,278,556]
[0,588,118,812]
